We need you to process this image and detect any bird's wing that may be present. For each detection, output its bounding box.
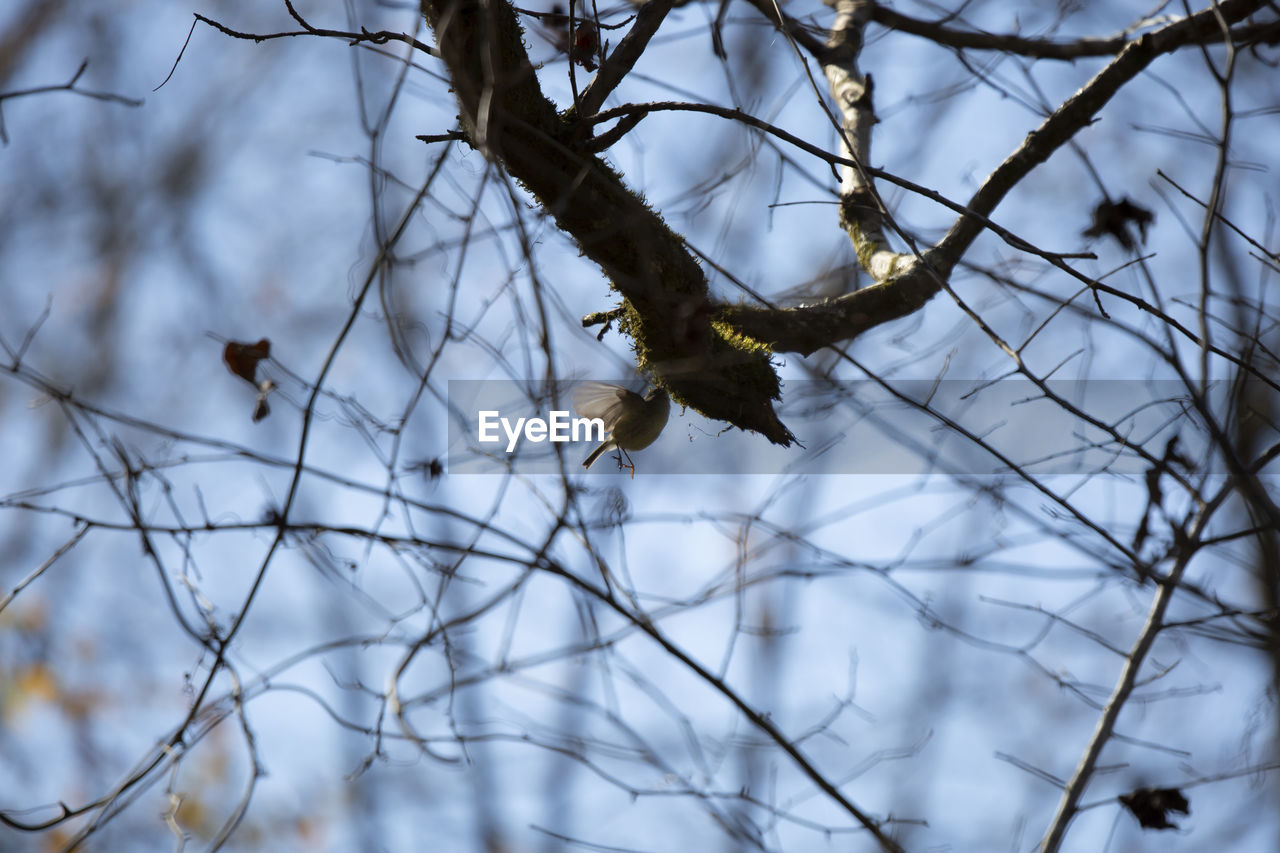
[572,382,633,427]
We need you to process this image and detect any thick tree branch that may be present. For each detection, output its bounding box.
[724,0,1272,358]
[420,0,795,444]
[717,0,940,359]
[718,269,940,356]
[822,0,907,284]
[422,0,1270,439]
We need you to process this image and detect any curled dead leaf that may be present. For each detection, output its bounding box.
[223,338,271,386]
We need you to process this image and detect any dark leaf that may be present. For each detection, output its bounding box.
[1119,786,1190,830]
[223,338,271,386]
[1082,197,1155,250]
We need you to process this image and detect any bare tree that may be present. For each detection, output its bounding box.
[2,0,1279,851]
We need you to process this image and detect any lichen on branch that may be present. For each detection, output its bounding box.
[420,0,795,446]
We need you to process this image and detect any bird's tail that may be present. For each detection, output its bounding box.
[583,442,611,469]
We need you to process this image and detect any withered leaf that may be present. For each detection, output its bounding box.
[1119,786,1189,830]
[1082,197,1155,250]
[223,338,271,386]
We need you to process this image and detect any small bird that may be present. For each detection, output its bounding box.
[573,382,670,474]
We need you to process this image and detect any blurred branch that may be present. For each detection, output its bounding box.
[1156,168,1280,263]
[0,59,141,145]
[575,0,679,117]
[539,556,908,852]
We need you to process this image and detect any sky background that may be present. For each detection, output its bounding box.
[2,1,1278,851]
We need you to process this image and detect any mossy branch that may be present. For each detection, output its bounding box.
[420,0,794,445]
